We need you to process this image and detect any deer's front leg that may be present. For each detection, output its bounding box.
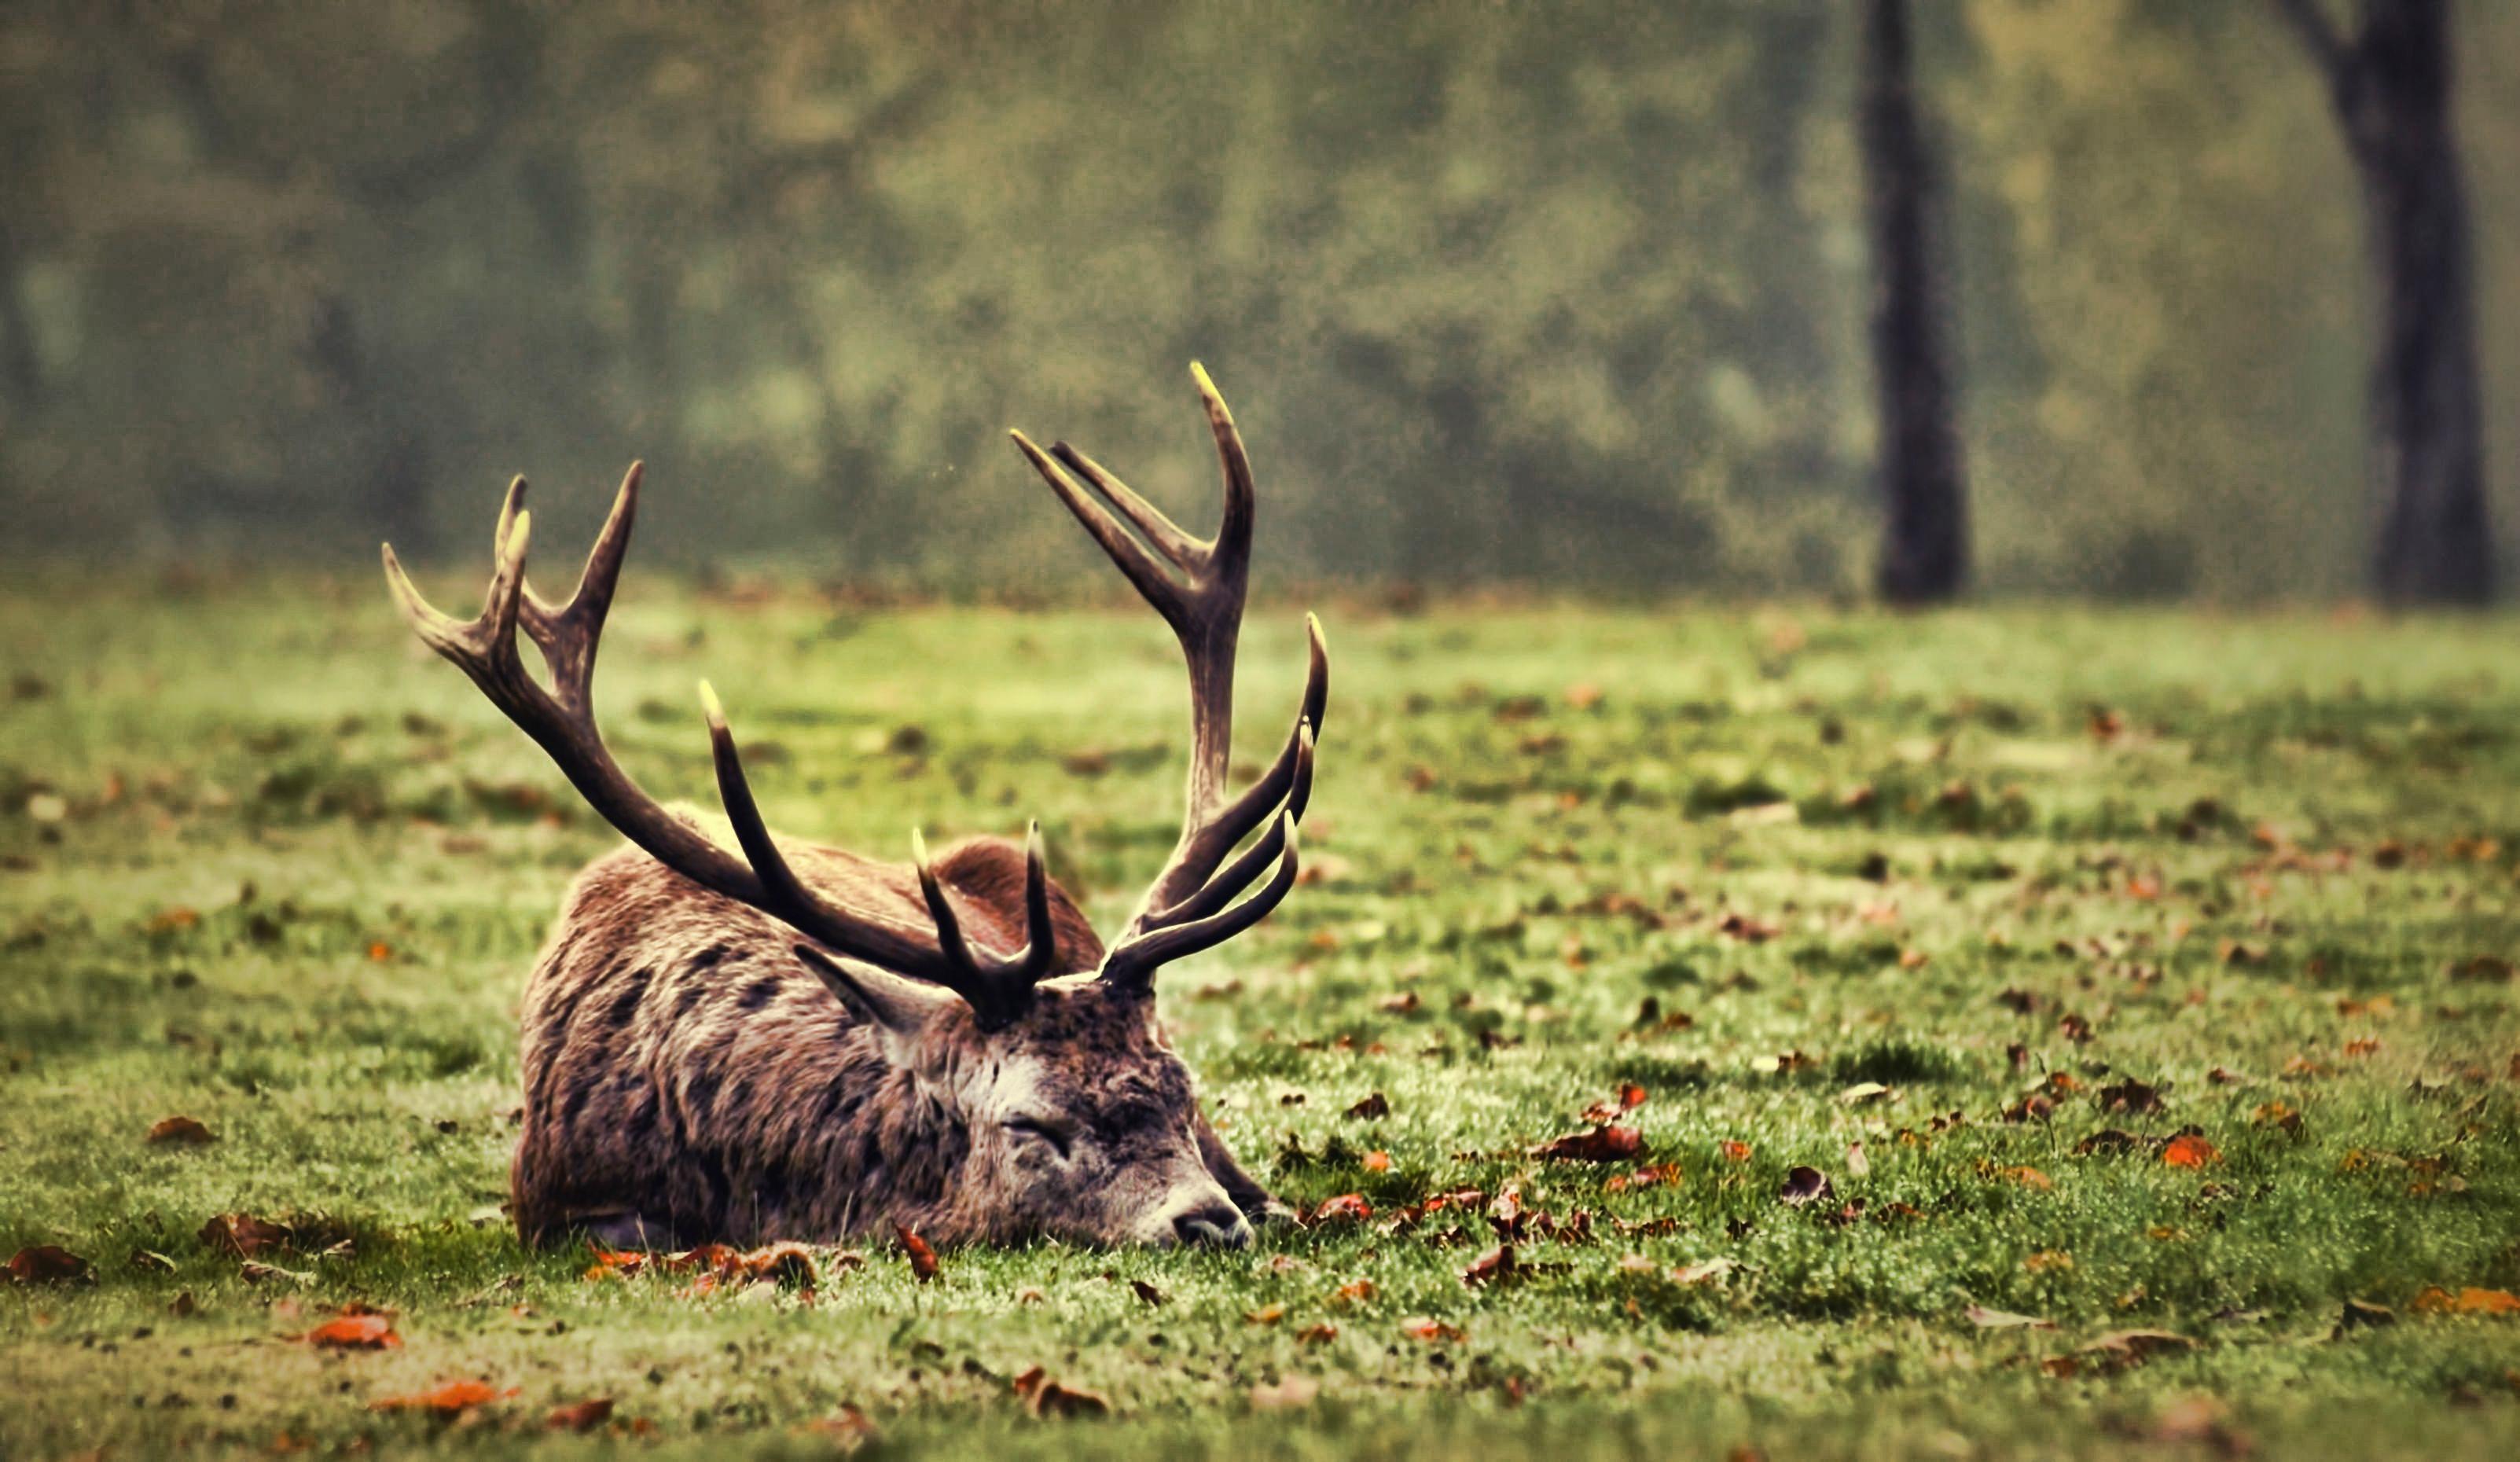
[1193,1104,1293,1226]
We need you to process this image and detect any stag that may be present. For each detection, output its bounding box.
[382,366,1324,1250]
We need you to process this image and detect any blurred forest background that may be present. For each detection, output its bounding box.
[3,0,2517,601]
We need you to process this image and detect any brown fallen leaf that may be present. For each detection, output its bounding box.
[799,1405,880,1451]
[1310,1193,1373,1225]
[544,1398,613,1433]
[369,1379,518,1416]
[1344,1092,1390,1120]
[1779,1166,1834,1206]
[6,1245,93,1284]
[299,1312,399,1350]
[1398,1316,1466,1343]
[1245,1303,1287,1326]
[1011,1366,1110,1419]
[1332,1278,1378,1304]
[2162,1134,2221,1169]
[1530,1124,1644,1163]
[2080,1329,2196,1367]
[146,1116,217,1146]
[894,1225,938,1283]
[1130,1278,1166,1307]
[1460,1243,1519,1288]
[1296,1322,1339,1344]
[199,1213,295,1258]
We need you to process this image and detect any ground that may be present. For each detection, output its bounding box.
[3,578,2518,1460]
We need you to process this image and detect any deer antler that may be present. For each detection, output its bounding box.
[382,465,1057,1028]
[1011,363,1329,990]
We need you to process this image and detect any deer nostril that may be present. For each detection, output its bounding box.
[1171,1203,1251,1249]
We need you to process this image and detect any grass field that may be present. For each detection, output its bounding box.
[5,577,2519,1460]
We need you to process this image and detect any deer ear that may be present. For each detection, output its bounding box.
[793,946,959,1037]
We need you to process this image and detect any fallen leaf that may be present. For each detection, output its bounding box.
[1965,1304,2056,1331]
[299,1311,399,1350]
[2162,1134,2221,1169]
[1130,1278,1166,1307]
[1016,1369,1109,1419]
[1845,1141,1871,1179]
[1311,1193,1375,1225]
[1296,1322,1338,1344]
[146,1116,217,1146]
[369,1380,517,1415]
[199,1213,294,1258]
[799,1405,879,1450]
[1245,1303,1286,1326]
[1398,1316,1465,1343]
[2411,1286,2520,1315]
[1836,1081,1893,1106]
[2081,1329,2195,1365]
[2000,1165,2054,1191]
[1461,1243,1519,1288]
[1671,1257,1736,1286]
[544,1398,613,1433]
[2096,1080,2166,1115]
[1530,1124,1644,1163]
[1332,1278,1377,1304]
[1361,1149,1391,1172]
[1779,1166,1834,1206]
[6,1246,93,1284]
[1717,1140,1753,1163]
[894,1225,938,1282]
[1344,1092,1390,1120]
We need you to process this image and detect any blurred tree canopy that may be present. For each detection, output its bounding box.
[2,0,2515,599]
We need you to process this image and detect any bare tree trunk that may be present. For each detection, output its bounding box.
[1858,0,1968,605]
[2272,0,2490,605]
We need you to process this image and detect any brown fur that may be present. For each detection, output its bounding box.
[511,830,1274,1248]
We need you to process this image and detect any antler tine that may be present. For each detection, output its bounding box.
[1101,813,1301,990]
[1008,429,1189,626]
[1045,442,1203,568]
[1146,720,1313,932]
[516,463,641,711]
[1189,361,1255,571]
[705,681,1055,1026]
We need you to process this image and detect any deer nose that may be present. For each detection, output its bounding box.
[1170,1201,1252,1249]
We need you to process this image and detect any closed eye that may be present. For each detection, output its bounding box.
[1005,1117,1074,1160]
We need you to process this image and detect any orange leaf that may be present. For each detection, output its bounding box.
[2412,1286,2520,1315]
[1311,1193,1373,1224]
[2162,1135,2221,1169]
[301,1313,399,1350]
[369,1380,516,1414]
[1717,1140,1752,1163]
[1398,1316,1465,1343]
[894,1225,938,1283]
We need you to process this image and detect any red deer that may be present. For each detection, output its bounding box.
[382,366,1324,1250]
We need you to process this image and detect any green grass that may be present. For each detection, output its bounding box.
[4,577,2518,1460]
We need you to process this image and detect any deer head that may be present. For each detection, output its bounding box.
[384,365,1324,1248]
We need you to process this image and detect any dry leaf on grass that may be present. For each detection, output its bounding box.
[544,1398,613,1432]
[146,1116,217,1145]
[298,1312,399,1350]
[1530,1124,1643,1163]
[1011,1366,1110,1419]
[894,1225,939,1283]
[369,1380,517,1415]
[6,1246,93,1284]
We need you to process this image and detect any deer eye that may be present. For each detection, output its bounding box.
[1005,1117,1074,1160]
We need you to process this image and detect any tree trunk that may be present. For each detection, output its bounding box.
[1858,0,1968,605]
[2275,0,2491,604]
